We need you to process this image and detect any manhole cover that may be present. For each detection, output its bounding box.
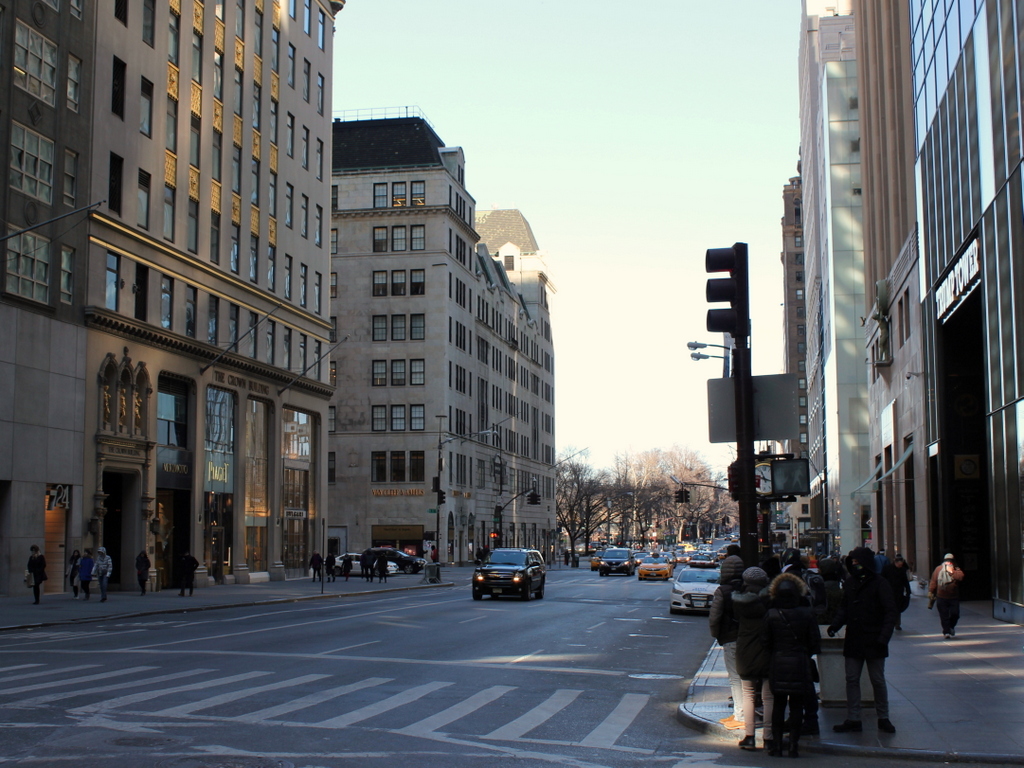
[157,759,294,768]
[111,737,178,748]
[628,673,683,680]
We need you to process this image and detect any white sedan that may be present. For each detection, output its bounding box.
[669,567,721,614]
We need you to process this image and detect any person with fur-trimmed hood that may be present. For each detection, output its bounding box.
[827,546,898,735]
[709,555,746,730]
[762,571,821,758]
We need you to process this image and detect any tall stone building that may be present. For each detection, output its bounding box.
[1,0,341,594]
[327,115,557,563]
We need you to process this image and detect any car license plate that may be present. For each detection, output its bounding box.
[692,598,707,607]
[492,588,502,594]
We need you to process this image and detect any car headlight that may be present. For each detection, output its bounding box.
[512,572,523,583]
[474,573,484,582]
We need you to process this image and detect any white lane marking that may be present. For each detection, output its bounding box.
[13,669,211,706]
[0,664,44,675]
[577,692,649,748]
[393,685,515,736]
[314,680,451,728]
[509,650,542,664]
[0,666,156,696]
[0,665,97,685]
[482,688,582,741]
[151,673,329,717]
[231,677,391,723]
[69,671,270,714]
[585,622,606,630]
[315,640,379,655]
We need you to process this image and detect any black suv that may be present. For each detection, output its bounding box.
[472,548,546,601]
[598,548,636,576]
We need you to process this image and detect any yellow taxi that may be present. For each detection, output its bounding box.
[590,550,604,571]
[637,555,673,581]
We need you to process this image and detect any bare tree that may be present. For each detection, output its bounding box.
[555,448,612,556]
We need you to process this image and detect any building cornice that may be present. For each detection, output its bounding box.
[84,306,335,400]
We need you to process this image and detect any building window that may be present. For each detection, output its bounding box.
[248,311,258,358]
[185,285,197,337]
[111,57,126,118]
[371,360,387,386]
[166,97,178,152]
[373,183,387,208]
[10,123,55,204]
[391,315,406,341]
[271,27,280,71]
[327,405,336,433]
[59,246,74,304]
[267,246,276,291]
[392,226,407,251]
[372,227,388,252]
[316,73,324,114]
[410,451,425,481]
[392,182,406,207]
[391,270,406,296]
[287,44,295,87]
[411,224,425,250]
[410,359,425,385]
[5,230,50,304]
[301,126,309,168]
[210,212,221,264]
[317,8,326,48]
[372,315,386,341]
[136,170,151,229]
[168,11,180,65]
[231,145,241,193]
[163,185,175,241]
[67,55,82,112]
[283,327,291,369]
[410,314,425,340]
[160,275,173,329]
[232,67,243,116]
[314,205,322,246]
[371,451,386,482]
[285,183,293,227]
[411,180,425,205]
[230,224,240,273]
[327,451,336,483]
[316,139,323,179]
[252,82,261,129]
[314,271,322,313]
[390,359,406,386]
[208,295,219,343]
[795,271,804,283]
[105,252,120,310]
[286,113,294,156]
[13,22,58,106]
[140,79,154,136]
[254,7,263,56]
[187,200,199,253]
[390,405,406,431]
[249,235,259,282]
[268,170,276,213]
[303,0,311,34]
[330,229,338,255]
[265,319,275,365]
[410,405,425,431]
[284,255,292,299]
[410,269,425,295]
[114,0,128,24]
[229,303,239,345]
[63,150,78,208]
[795,288,804,301]
[798,378,806,390]
[302,59,310,101]
[234,0,245,37]
[330,272,337,298]
[299,263,308,306]
[109,153,124,214]
[390,451,405,482]
[371,405,386,431]
[329,361,336,386]
[372,271,388,297]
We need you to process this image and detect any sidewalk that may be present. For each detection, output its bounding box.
[677,596,1024,763]
[0,567,474,632]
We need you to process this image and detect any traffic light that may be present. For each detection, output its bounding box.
[527,490,540,505]
[683,488,691,504]
[493,505,502,525]
[674,488,685,504]
[436,488,446,506]
[727,461,740,500]
[705,243,750,339]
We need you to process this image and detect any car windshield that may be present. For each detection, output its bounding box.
[604,549,629,559]
[488,551,527,566]
[677,569,720,583]
[642,557,667,564]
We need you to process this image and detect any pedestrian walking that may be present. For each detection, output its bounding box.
[375,552,388,583]
[78,549,95,601]
[762,572,821,758]
[178,550,200,596]
[309,550,323,582]
[135,550,151,595]
[94,547,113,602]
[827,546,898,735]
[360,550,372,581]
[882,554,912,630]
[563,550,570,566]
[67,549,81,599]
[27,545,48,605]
[341,553,353,581]
[325,552,336,582]
[732,566,775,751]
[928,553,965,639]
[430,545,439,565]
[709,554,746,730]
[873,548,891,574]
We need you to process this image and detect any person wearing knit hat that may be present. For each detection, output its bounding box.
[929,552,965,639]
[733,566,774,750]
[827,546,898,735]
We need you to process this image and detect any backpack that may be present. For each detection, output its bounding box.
[802,570,827,617]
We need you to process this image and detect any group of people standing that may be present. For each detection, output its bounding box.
[711,545,964,757]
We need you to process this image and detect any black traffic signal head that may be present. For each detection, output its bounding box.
[705,243,749,338]
[527,490,541,505]
[674,488,685,504]
[683,488,691,504]
[437,489,446,506]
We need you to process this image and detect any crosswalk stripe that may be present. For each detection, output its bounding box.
[314,681,452,728]
[0,664,45,676]
[394,685,516,737]
[151,673,329,717]
[69,671,270,714]
[481,688,583,741]
[577,692,649,748]
[0,666,156,696]
[232,677,392,723]
[14,670,212,707]
[0,665,98,686]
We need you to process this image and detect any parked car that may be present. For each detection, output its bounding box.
[598,547,636,576]
[350,548,426,575]
[637,556,673,581]
[669,567,722,613]
[336,552,400,576]
[472,548,546,601]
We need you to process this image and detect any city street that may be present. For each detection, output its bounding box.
[0,568,1015,768]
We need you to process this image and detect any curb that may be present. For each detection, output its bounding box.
[0,580,454,633]
[675,644,1024,765]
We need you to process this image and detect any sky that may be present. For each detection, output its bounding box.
[333,0,803,474]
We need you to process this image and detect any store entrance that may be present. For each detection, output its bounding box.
[938,290,990,600]
[204,492,234,584]
[101,471,131,587]
[155,488,191,590]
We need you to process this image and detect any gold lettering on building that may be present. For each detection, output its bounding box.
[370,489,426,497]
[208,461,230,483]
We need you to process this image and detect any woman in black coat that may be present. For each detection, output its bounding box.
[27,545,47,605]
[762,572,821,757]
[733,567,774,751]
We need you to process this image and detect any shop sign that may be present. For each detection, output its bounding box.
[157,447,193,490]
[285,509,308,519]
[370,488,425,496]
[212,369,271,396]
[205,453,233,492]
[936,239,980,322]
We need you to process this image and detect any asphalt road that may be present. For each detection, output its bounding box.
[0,566,1010,768]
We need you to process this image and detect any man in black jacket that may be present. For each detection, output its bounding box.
[827,546,898,734]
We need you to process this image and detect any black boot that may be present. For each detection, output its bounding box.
[767,738,782,757]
